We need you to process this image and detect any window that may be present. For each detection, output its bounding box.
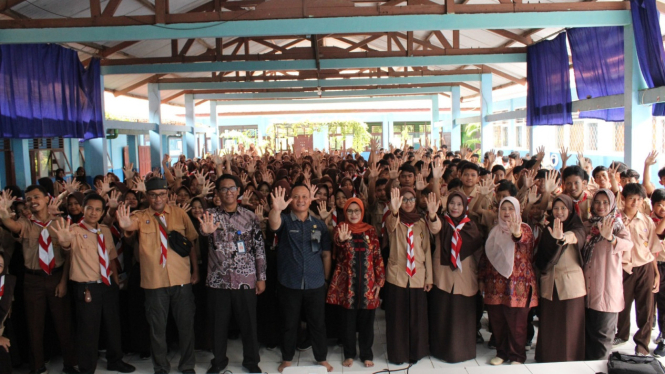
[586,123,598,151]
[571,121,585,152]
[516,125,523,148]
[614,122,624,152]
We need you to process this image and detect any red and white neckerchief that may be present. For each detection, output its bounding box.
[573,192,587,217]
[110,224,124,273]
[31,219,55,275]
[444,214,470,271]
[154,213,168,267]
[332,210,338,227]
[404,222,416,278]
[79,223,111,286]
[381,205,390,236]
[0,275,5,300]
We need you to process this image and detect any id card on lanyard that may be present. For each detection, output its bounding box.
[236,230,246,253]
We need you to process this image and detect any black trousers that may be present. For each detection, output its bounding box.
[144,284,196,373]
[278,284,327,362]
[585,308,618,360]
[617,264,655,355]
[655,262,665,336]
[341,308,375,361]
[208,288,260,368]
[74,282,123,373]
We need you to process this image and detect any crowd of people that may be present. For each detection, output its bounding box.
[0,138,664,374]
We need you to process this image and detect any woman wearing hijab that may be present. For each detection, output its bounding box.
[326,198,385,368]
[65,192,84,224]
[384,187,441,365]
[189,197,211,350]
[534,195,587,362]
[332,189,352,228]
[0,252,15,373]
[479,196,538,365]
[429,191,484,363]
[581,189,631,360]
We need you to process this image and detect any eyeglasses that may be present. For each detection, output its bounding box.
[347,209,361,215]
[218,186,239,194]
[402,198,417,203]
[148,192,168,200]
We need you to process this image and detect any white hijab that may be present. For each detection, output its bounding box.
[485,196,521,279]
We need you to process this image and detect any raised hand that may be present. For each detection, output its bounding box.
[421,162,431,178]
[0,190,16,211]
[270,186,292,212]
[0,195,15,220]
[115,204,134,230]
[168,193,177,206]
[261,171,274,185]
[247,159,256,175]
[560,146,570,165]
[179,202,191,213]
[318,201,333,220]
[432,159,445,180]
[107,190,121,209]
[478,178,497,196]
[547,218,564,240]
[173,163,186,179]
[100,176,111,194]
[200,181,214,197]
[527,186,541,205]
[600,216,615,241]
[162,154,171,166]
[415,174,426,191]
[241,190,254,206]
[198,212,220,234]
[240,172,249,187]
[646,150,659,167]
[524,169,536,189]
[255,204,266,222]
[52,218,73,247]
[389,188,403,215]
[388,160,400,180]
[123,163,135,182]
[338,223,352,242]
[543,170,558,193]
[536,146,545,161]
[367,162,379,179]
[508,215,522,237]
[47,198,63,217]
[194,170,206,185]
[63,179,81,194]
[132,175,146,193]
[426,193,440,218]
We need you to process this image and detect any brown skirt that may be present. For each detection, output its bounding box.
[535,287,585,362]
[428,286,476,363]
[384,282,429,364]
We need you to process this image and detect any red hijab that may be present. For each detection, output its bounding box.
[343,198,373,234]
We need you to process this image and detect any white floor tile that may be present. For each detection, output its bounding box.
[466,362,533,374]
[430,356,479,368]
[525,361,596,374]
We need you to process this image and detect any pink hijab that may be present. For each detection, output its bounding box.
[485,196,521,279]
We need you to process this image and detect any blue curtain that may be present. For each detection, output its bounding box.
[568,27,624,122]
[631,0,665,116]
[527,33,572,126]
[0,44,104,139]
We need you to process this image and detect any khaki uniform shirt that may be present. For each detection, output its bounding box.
[128,205,198,289]
[385,213,440,288]
[432,238,481,297]
[67,223,118,283]
[18,216,66,270]
[622,211,663,274]
[539,234,586,301]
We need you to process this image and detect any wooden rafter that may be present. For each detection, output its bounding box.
[102,0,123,17]
[480,65,526,85]
[134,0,156,12]
[114,74,165,96]
[0,0,28,12]
[489,29,533,45]
[498,28,542,48]
[432,30,452,49]
[343,34,383,51]
[161,90,186,103]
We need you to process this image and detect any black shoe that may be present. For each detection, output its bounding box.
[28,368,47,374]
[488,335,496,349]
[140,352,151,360]
[182,370,196,374]
[655,342,665,358]
[63,366,80,374]
[243,364,262,373]
[207,365,226,374]
[108,361,136,373]
[476,331,484,344]
[154,371,167,374]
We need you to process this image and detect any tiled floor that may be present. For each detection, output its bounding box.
[27,304,664,373]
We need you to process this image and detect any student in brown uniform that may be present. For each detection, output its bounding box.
[0,185,77,374]
[0,252,16,374]
[51,194,135,373]
[116,178,199,374]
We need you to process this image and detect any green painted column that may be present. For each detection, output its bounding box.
[480,73,493,155]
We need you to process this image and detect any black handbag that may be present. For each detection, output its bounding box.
[608,352,665,374]
[155,217,192,258]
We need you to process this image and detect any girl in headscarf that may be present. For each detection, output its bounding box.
[429,191,484,363]
[65,192,84,224]
[479,196,538,365]
[326,198,385,368]
[580,189,631,360]
[534,195,587,362]
[332,189,352,228]
[384,187,441,365]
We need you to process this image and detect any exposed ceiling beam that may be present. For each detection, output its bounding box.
[133,0,155,12]
[161,90,186,103]
[488,29,533,45]
[480,65,526,85]
[0,8,631,44]
[102,0,123,17]
[498,28,542,48]
[460,82,480,93]
[462,81,518,100]
[0,0,27,12]
[432,30,452,49]
[114,74,165,96]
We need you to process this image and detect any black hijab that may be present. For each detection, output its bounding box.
[535,195,586,272]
